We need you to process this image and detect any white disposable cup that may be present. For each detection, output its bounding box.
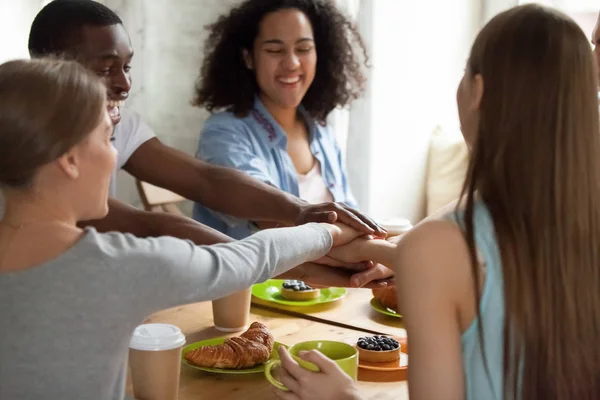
[381,218,413,238]
[129,324,186,400]
[211,287,252,332]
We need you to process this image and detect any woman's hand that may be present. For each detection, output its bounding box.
[273,347,363,400]
[321,223,366,247]
[327,235,399,269]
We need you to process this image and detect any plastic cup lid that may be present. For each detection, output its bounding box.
[129,323,186,351]
[381,218,413,231]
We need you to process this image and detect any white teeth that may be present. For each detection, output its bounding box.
[107,100,125,108]
[279,77,300,84]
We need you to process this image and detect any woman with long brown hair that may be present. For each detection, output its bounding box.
[272,4,600,399]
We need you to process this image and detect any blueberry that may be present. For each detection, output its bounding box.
[382,344,391,351]
[367,344,376,350]
[358,341,367,348]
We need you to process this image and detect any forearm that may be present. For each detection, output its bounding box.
[187,164,304,225]
[357,239,398,268]
[80,198,233,245]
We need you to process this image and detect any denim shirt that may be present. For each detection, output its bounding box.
[192,98,358,239]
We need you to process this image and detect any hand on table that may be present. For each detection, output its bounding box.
[291,262,393,289]
[273,347,363,400]
[297,202,386,238]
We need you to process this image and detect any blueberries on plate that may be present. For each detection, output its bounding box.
[282,280,314,291]
[357,335,400,351]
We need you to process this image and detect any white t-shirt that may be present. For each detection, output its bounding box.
[108,107,156,196]
[0,107,155,219]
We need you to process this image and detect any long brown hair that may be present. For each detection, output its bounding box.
[0,59,106,189]
[460,4,600,399]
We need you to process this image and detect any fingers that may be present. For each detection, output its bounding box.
[350,264,395,288]
[334,206,376,235]
[279,365,300,393]
[301,210,337,224]
[358,277,396,289]
[298,350,338,374]
[278,346,309,381]
[339,204,387,238]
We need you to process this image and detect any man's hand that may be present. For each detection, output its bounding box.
[350,264,395,288]
[296,202,386,238]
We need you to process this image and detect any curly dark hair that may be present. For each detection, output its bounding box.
[193,0,368,124]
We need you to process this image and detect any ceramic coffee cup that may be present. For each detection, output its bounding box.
[264,340,358,391]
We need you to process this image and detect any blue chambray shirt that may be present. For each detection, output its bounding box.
[192,97,358,239]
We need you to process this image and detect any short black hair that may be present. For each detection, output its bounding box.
[193,0,368,125]
[28,0,122,58]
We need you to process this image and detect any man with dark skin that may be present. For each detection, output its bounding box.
[20,0,392,288]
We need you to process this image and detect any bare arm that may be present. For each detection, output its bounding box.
[392,220,470,400]
[124,138,385,236]
[80,198,233,245]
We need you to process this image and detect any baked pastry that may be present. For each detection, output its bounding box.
[184,322,274,369]
[372,287,398,313]
[280,280,320,301]
[357,335,401,363]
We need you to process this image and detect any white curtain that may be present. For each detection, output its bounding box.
[0,0,52,64]
[332,0,480,222]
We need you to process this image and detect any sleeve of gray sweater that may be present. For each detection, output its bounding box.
[93,223,332,315]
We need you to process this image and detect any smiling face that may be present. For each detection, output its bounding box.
[75,24,134,126]
[247,8,317,112]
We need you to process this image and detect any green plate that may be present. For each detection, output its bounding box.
[252,279,347,306]
[182,337,287,374]
[370,298,402,318]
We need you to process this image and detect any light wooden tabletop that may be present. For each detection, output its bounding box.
[127,301,409,400]
[252,287,405,338]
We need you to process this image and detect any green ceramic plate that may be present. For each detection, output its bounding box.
[370,298,402,318]
[182,338,287,374]
[252,279,347,306]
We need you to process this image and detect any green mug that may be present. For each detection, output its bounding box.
[264,340,358,391]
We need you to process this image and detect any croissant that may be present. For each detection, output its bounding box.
[373,287,399,313]
[185,322,274,369]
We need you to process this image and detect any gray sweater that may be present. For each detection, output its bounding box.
[0,224,332,399]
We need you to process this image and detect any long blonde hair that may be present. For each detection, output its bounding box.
[460,4,600,399]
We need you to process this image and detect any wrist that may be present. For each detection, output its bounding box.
[360,239,397,267]
[283,195,306,225]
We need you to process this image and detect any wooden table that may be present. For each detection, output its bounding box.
[252,288,405,338]
[126,302,409,400]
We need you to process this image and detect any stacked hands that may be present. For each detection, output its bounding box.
[274,222,401,400]
[288,221,396,290]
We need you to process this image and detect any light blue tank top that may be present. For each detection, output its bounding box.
[451,201,505,400]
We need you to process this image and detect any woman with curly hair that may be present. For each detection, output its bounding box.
[192,0,369,240]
